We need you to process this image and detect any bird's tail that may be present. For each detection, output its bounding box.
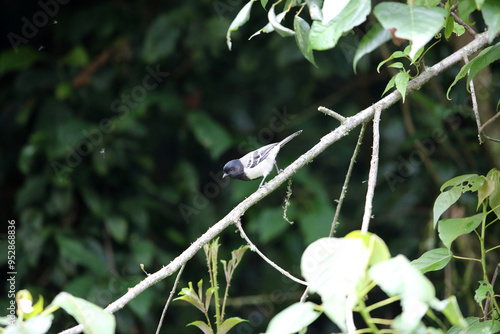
[278,130,302,147]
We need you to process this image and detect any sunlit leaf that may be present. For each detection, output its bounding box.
[374,2,446,59]
[306,0,323,21]
[395,71,410,103]
[50,292,115,334]
[226,1,255,50]
[187,320,212,334]
[322,0,350,24]
[218,317,248,334]
[268,4,295,37]
[266,302,320,334]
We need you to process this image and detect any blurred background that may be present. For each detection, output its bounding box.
[1,0,499,332]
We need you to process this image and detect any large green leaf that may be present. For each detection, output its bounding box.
[447,43,500,99]
[411,248,452,273]
[353,23,391,72]
[447,317,500,333]
[50,292,115,334]
[226,0,254,50]
[438,213,484,250]
[309,0,370,51]
[322,0,350,24]
[373,3,446,59]
[266,302,320,334]
[187,111,232,160]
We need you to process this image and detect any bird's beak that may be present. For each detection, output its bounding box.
[222,173,228,179]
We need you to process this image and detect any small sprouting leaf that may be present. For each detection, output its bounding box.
[353,23,391,73]
[187,320,213,334]
[294,15,317,66]
[175,282,205,313]
[268,4,295,37]
[447,44,500,99]
[382,75,396,96]
[377,51,406,72]
[411,248,452,273]
[266,302,320,334]
[226,1,255,50]
[218,317,248,334]
[438,213,484,250]
[388,62,404,69]
[205,287,216,312]
[395,71,410,103]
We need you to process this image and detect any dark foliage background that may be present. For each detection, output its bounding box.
[1,0,499,333]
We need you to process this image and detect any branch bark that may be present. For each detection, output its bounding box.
[59,31,493,334]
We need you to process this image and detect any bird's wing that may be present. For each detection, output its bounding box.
[241,143,278,169]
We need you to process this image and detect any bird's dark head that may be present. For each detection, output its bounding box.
[222,160,247,180]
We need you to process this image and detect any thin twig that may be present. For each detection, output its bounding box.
[361,105,382,234]
[329,123,367,237]
[235,220,308,286]
[439,2,477,38]
[463,54,483,143]
[318,106,347,123]
[480,112,500,133]
[59,31,496,334]
[155,264,186,334]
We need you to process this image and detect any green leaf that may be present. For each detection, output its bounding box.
[477,176,495,209]
[353,23,392,73]
[475,0,485,10]
[142,13,180,63]
[268,4,295,37]
[61,46,89,67]
[105,216,128,243]
[187,320,213,334]
[218,317,248,334]
[0,47,46,75]
[377,50,406,72]
[414,0,441,6]
[226,0,254,50]
[294,15,317,66]
[266,302,320,334]
[447,44,500,99]
[444,15,455,40]
[309,0,371,51]
[306,0,323,21]
[453,22,465,37]
[395,71,410,103]
[50,292,115,334]
[387,62,404,69]
[486,168,500,219]
[411,248,452,273]
[250,207,290,243]
[382,75,396,96]
[175,281,205,313]
[344,230,391,266]
[261,0,268,9]
[474,280,491,303]
[369,255,435,332]
[373,3,446,59]
[438,213,484,250]
[187,111,232,160]
[440,174,484,192]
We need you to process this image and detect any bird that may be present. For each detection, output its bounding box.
[222,130,302,188]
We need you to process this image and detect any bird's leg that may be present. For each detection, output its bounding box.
[274,162,283,174]
[258,176,267,188]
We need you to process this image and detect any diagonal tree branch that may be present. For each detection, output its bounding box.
[59,31,493,334]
